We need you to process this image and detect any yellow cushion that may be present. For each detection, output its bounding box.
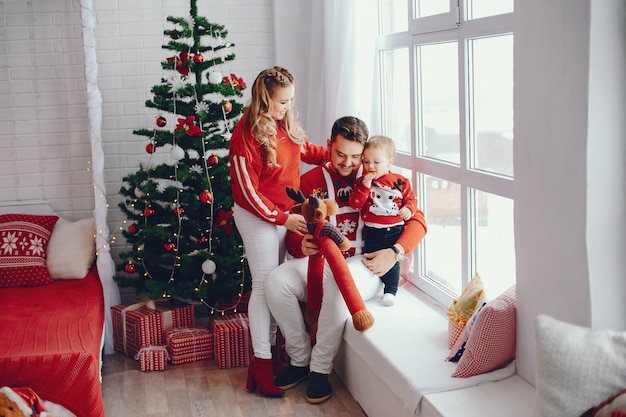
[447,274,487,348]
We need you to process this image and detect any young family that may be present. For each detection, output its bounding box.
[229,66,427,403]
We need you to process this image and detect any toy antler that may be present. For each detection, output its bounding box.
[286,186,306,203]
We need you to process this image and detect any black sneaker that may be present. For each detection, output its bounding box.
[274,364,310,390]
[306,372,332,404]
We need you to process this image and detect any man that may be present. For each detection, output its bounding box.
[265,116,427,404]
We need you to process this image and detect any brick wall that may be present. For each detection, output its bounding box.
[0,0,93,219]
[1,0,275,259]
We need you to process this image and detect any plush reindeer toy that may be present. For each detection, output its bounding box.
[286,187,374,333]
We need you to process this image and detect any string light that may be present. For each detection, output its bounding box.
[109,18,246,312]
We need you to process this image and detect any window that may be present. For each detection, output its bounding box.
[377,0,515,306]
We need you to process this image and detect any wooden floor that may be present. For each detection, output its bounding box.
[101,352,368,417]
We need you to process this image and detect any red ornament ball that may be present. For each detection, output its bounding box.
[198,235,207,244]
[128,223,138,234]
[164,242,175,251]
[199,190,213,204]
[173,207,185,215]
[156,116,167,127]
[223,101,232,113]
[193,53,204,63]
[207,154,219,165]
[146,142,156,154]
[144,207,155,217]
[124,262,136,274]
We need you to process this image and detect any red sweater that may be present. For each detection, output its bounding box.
[349,172,418,228]
[229,115,327,225]
[286,162,427,257]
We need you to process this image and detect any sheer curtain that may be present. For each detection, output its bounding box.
[80,0,121,355]
[273,0,379,145]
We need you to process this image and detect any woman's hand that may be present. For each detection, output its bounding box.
[284,213,307,235]
[301,234,319,256]
[361,248,397,276]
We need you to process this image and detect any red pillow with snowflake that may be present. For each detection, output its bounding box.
[0,214,58,287]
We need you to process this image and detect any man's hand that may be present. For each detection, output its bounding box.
[301,233,320,256]
[361,248,397,276]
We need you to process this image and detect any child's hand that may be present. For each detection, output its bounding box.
[399,206,412,221]
[362,172,376,187]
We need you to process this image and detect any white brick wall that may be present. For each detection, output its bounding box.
[1,0,275,258]
[0,0,93,219]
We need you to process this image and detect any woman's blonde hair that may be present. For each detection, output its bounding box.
[242,66,305,167]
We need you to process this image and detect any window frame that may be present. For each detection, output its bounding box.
[376,1,515,306]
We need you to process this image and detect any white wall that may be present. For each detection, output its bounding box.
[0,0,94,220]
[90,0,275,259]
[0,0,275,246]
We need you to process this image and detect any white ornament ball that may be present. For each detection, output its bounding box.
[208,71,223,84]
[170,145,185,161]
[134,187,144,198]
[202,259,216,275]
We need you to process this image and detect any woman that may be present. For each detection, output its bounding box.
[229,66,327,396]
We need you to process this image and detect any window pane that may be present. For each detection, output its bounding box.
[468,35,513,176]
[380,48,411,153]
[467,0,513,20]
[417,42,459,164]
[422,174,462,294]
[380,0,408,34]
[413,0,450,18]
[473,190,515,296]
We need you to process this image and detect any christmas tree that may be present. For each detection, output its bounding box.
[115,0,250,311]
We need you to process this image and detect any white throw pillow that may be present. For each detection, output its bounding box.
[534,314,626,417]
[47,218,96,279]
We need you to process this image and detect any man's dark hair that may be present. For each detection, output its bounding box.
[330,116,369,145]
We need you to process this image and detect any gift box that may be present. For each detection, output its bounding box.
[165,325,213,365]
[135,346,168,371]
[112,299,195,357]
[209,313,252,369]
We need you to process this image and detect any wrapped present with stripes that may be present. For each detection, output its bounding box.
[165,325,213,365]
[112,299,195,357]
[135,345,169,371]
[209,313,252,369]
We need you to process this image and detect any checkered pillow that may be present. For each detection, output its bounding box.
[0,213,58,287]
[451,285,516,377]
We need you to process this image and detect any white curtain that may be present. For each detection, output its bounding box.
[80,0,121,355]
[273,0,380,145]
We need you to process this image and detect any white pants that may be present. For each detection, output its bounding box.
[233,204,287,359]
[265,255,382,374]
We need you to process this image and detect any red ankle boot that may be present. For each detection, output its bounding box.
[246,356,285,397]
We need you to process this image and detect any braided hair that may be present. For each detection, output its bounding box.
[243,66,305,167]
